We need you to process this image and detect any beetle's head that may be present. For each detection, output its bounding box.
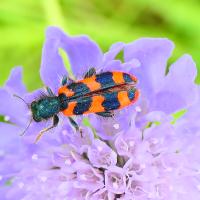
[31,101,43,122]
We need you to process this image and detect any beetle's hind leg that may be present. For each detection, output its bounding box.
[68,117,83,137]
[35,115,59,143]
[61,75,74,86]
[96,111,114,118]
[45,87,54,97]
[84,67,96,78]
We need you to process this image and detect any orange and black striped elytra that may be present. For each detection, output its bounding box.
[26,68,139,142]
[58,71,139,116]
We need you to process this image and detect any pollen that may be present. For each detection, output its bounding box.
[31,154,38,160]
[4,115,10,121]
[18,182,25,189]
[65,159,72,165]
[80,174,87,180]
[113,181,119,189]
[97,146,103,152]
[113,123,120,129]
[135,106,142,112]
[39,176,47,182]
[196,184,200,191]
[62,130,67,135]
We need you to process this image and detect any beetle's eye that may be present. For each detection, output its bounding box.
[33,114,42,122]
[31,101,37,108]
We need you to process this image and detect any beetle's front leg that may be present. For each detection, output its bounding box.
[68,117,83,137]
[35,115,59,143]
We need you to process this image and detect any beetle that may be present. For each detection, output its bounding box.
[25,68,139,142]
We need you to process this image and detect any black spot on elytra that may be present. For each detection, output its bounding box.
[68,82,90,98]
[73,96,92,115]
[128,88,136,101]
[123,73,133,83]
[102,91,120,111]
[96,72,115,89]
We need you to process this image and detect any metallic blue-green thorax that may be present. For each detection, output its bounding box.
[31,97,61,122]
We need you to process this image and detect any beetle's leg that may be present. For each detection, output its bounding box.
[46,87,54,97]
[62,75,74,86]
[96,111,114,118]
[68,117,83,137]
[35,115,59,143]
[84,67,96,78]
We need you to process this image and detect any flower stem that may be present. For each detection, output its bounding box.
[42,0,67,30]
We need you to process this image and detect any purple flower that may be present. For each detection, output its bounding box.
[87,139,117,168]
[73,162,104,192]
[1,26,200,199]
[105,166,126,194]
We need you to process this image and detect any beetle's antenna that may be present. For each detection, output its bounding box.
[13,94,32,136]
[13,94,29,107]
[20,118,33,136]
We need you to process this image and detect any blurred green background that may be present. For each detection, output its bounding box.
[1,0,200,91]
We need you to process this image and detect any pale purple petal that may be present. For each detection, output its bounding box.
[87,188,115,200]
[105,166,126,194]
[59,121,94,153]
[115,134,136,157]
[73,162,104,192]
[103,42,124,63]
[0,89,28,125]
[0,123,21,152]
[52,150,82,173]
[87,139,117,168]
[126,176,153,198]
[40,27,68,93]
[152,55,198,114]
[42,27,103,80]
[124,38,174,98]
[89,109,134,140]
[5,67,26,95]
[175,87,200,131]
[124,158,145,175]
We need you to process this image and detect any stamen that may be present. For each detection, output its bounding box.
[80,174,87,180]
[113,182,119,189]
[129,141,135,147]
[65,159,72,165]
[196,184,200,191]
[141,164,146,169]
[135,106,141,112]
[62,130,67,135]
[0,150,5,156]
[113,123,120,130]
[18,182,24,189]
[169,185,173,191]
[31,154,38,160]
[4,115,10,121]
[97,146,103,151]
[166,167,172,172]
[40,176,47,182]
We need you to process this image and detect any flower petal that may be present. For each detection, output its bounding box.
[153,55,198,113]
[73,162,104,191]
[5,67,26,95]
[124,38,174,98]
[0,88,28,125]
[42,27,103,82]
[40,27,68,93]
[0,123,21,151]
[87,139,117,168]
[103,42,124,63]
[105,166,126,194]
